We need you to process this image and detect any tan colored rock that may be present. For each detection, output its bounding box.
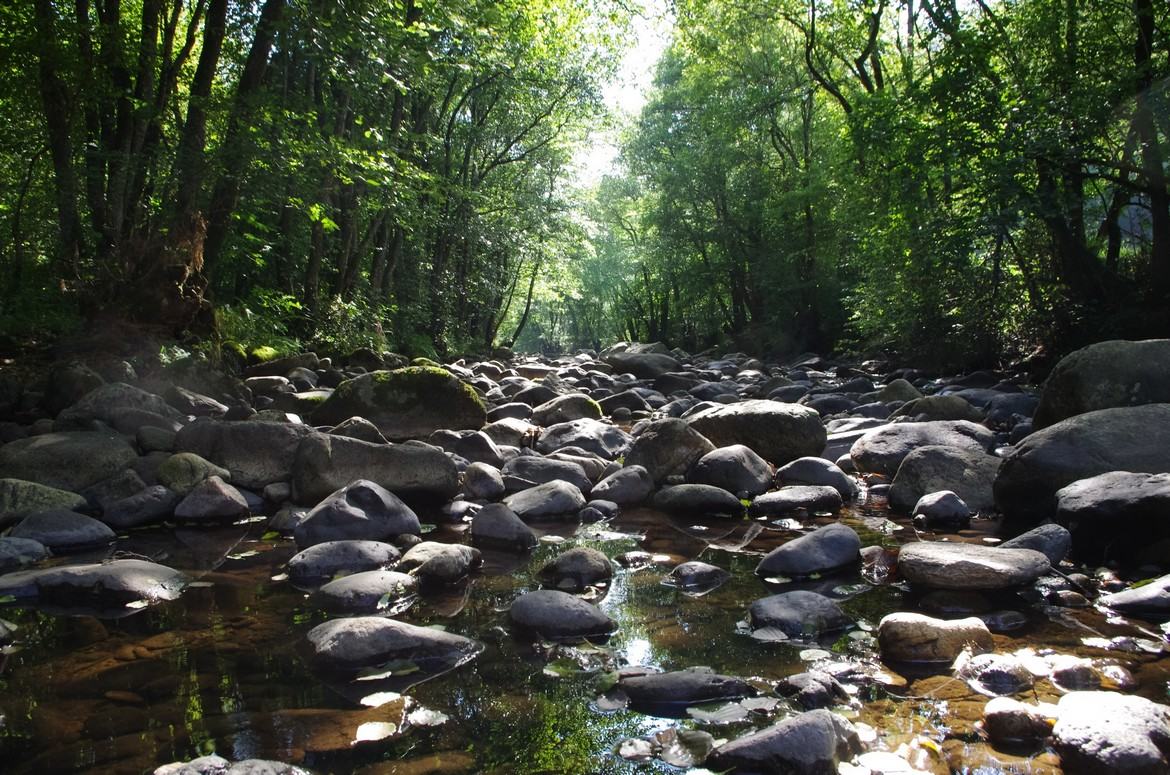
[877,612,993,663]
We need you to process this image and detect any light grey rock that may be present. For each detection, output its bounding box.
[535,418,631,460]
[749,485,842,517]
[624,418,715,484]
[774,457,858,499]
[999,524,1072,565]
[775,671,850,710]
[912,490,973,528]
[502,455,592,496]
[310,570,417,614]
[396,541,481,585]
[1099,573,1170,619]
[590,465,653,505]
[9,509,115,550]
[463,462,506,500]
[877,612,993,663]
[687,399,826,466]
[897,542,1049,590]
[888,445,1002,514]
[707,709,862,774]
[286,540,401,587]
[305,616,483,675]
[850,421,996,478]
[173,476,249,521]
[1052,691,1170,774]
[175,419,314,490]
[0,559,186,607]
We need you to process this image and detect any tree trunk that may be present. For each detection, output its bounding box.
[1134,0,1170,296]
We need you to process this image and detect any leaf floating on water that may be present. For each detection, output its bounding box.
[124,599,149,610]
[0,595,17,605]
[187,581,215,588]
[227,550,259,560]
[654,727,715,768]
[800,648,832,662]
[543,658,583,678]
[261,531,281,541]
[359,691,402,707]
[407,708,449,727]
[419,523,437,534]
[750,627,790,643]
[352,721,398,744]
[539,535,565,544]
[687,702,749,725]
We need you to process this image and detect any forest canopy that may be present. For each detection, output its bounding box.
[1,0,1167,367]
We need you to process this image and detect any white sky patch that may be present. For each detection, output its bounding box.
[572,0,672,187]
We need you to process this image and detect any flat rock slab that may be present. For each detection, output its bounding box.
[748,485,842,517]
[1052,691,1170,774]
[618,667,755,707]
[1099,573,1170,620]
[897,542,1049,590]
[305,616,483,675]
[0,559,187,608]
[509,589,616,641]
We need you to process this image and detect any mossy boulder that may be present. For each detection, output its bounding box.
[311,367,485,442]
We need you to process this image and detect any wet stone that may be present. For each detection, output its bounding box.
[0,536,49,574]
[748,591,853,641]
[396,542,481,585]
[775,670,849,710]
[748,485,842,517]
[897,542,1050,590]
[287,540,402,588]
[538,547,612,592]
[310,570,418,614]
[469,504,537,551]
[618,667,756,708]
[508,589,616,641]
[755,523,861,579]
[663,561,731,594]
[877,612,993,664]
[9,509,115,551]
[305,616,483,676]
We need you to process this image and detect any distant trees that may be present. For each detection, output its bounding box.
[0,0,622,354]
[568,0,1170,365]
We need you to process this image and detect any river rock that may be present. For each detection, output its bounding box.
[0,536,49,573]
[164,385,229,418]
[396,542,481,585]
[896,542,1049,590]
[755,523,861,579]
[749,591,853,640]
[590,465,653,505]
[101,485,179,529]
[532,394,602,425]
[0,559,187,607]
[749,485,842,517]
[624,418,715,484]
[287,540,401,587]
[994,404,1170,522]
[469,503,536,551]
[888,445,1002,514]
[305,616,483,675]
[688,444,772,497]
[0,432,139,492]
[294,480,421,548]
[850,421,996,478]
[999,524,1072,565]
[290,433,459,504]
[877,612,993,663]
[706,709,862,774]
[328,416,389,444]
[535,418,631,460]
[1053,471,1170,563]
[509,589,616,641]
[539,546,612,592]
[775,671,849,710]
[1034,339,1170,428]
[653,484,745,517]
[603,351,681,379]
[81,468,147,511]
[618,667,755,707]
[664,561,731,593]
[9,509,115,551]
[310,570,417,614]
[503,480,586,520]
[42,362,104,416]
[173,476,248,521]
[956,652,1034,696]
[155,756,312,775]
[502,455,592,495]
[774,456,858,499]
[912,490,972,528]
[686,400,826,465]
[463,461,506,501]
[54,382,183,430]
[1099,573,1170,619]
[876,379,922,403]
[1052,691,1170,774]
[0,478,88,523]
[175,419,315,490]
[311,367,486,441]
[982,697,1057,743]
[891,394,983,422]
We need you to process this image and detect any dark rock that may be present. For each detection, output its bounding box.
[603,351,681,379]
[539,547,612,592]
[535,418,631,460]
[173,476,249,522]
[688,444,772,497]
[994,405,1170,523]
[0,536,49,573]
[619,667,755,707]
[653,484,745,517]
[396,542,481,585]
[748,591,852,640]
[912,490,972,529]
[294,480,421,548]
[0,478,87,522]
[775,671,849,710]
[463,462,506,500]
[305,616,483,675]
[287,540,401,587]
[291,433,459,504]
[999,524,1072,565]
[850,421,996,478]
[470,504,536,551]
[0,431,139,492]
[532,394,602,426]
[888,445,1001,515]
[0,559,186,608]
[310,570,417,614]
[508,589,616,641]
[1053,471,1170,563]
[663,561,731,593]
[590,465,653,505]
[774,457,857,499]
[175,419,315,490]
[1099,573,1170,619]
[328,416,389,444]
[157,453,231,496]
[687,399,826,465]
[624,418,715,484]
[707,709,862,774]
[9,509,115,550]
[502,455,591,496]
[102,485,179,529]
[503,480,586,520]
[311,367,486,441]
[1034,339,1170,429]
[749,486,843,517]
[755,523,861,579]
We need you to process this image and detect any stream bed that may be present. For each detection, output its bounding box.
[0,496,1167,774]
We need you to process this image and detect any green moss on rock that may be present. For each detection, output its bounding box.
[249,345,280,364]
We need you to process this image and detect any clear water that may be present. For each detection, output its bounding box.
[0,500,1166,774]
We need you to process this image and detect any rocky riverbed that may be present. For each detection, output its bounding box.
[0,339,1167,774]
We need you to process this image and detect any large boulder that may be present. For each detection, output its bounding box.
[531,394,602,426]
[888,445,1002,514]
[603,351,681,379]
[707,709,862,774]
[850,421,996,478]
[0,559,187,608]
[290,432,458,504]
[688,444,772,497]
[1052,691,1170,774]
[503,480,586,520]
[502,455,592,495]
[1052,471,1170,564]
[774,457,857,499]
[0,432,138,493]
[175,419,315,490]
[590,465,653,505]
[9,509,115,551]
[54,382,182,429]
[653,484,745,518]
[534,418,631,459]
[0,478,88,524]
[1034,339,1170,429]
[624,418,715,484]
[294,480,421,548]
[686,400,826,465]
[508,589,616,641]
[311,367,486,441]
[896,542,1049,590]
[755,523,860,579]
[305,616,483,675]
[994,404,1170,523]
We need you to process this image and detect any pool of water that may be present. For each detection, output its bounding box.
[0,499,1166,774]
